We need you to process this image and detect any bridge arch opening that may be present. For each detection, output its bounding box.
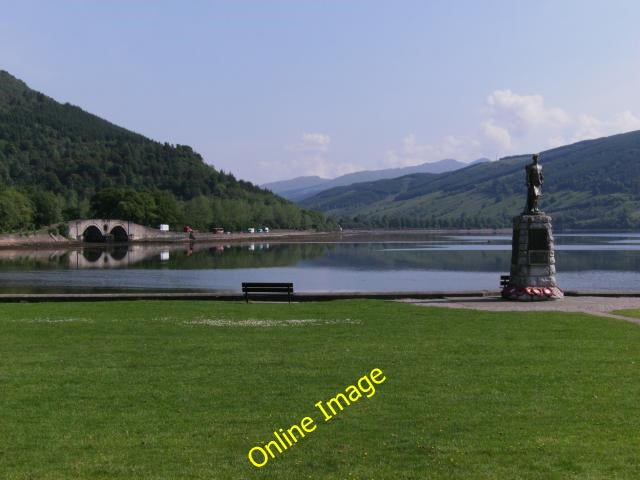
[82,225,105,242]
[110,226,129,243]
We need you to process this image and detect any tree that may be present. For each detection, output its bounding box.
[183,196,213,230]
[150,189,181,226]
[0,188,34,232]
[29,190,62,227]
[90,187,157,225]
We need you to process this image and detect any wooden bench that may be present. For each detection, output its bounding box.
[500,275,510,288]
[242,282,293,303]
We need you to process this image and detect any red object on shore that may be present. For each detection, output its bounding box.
[183,226,193,233]
[501,285,563,301]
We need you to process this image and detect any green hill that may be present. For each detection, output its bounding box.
[301,130,640,229]
[0,70,330,232]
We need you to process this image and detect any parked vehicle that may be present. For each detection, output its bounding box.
[212,227,224,234]
[159,224,169,231]
[248,227,255,234]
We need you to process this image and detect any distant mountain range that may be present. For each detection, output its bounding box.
[263,158,489,201]
[300,130,640,230]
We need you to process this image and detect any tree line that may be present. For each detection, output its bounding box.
[0,186,332,234]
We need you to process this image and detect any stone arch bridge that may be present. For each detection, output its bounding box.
[68,219,186,243]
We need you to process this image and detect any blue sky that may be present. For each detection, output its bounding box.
[2,0,640,183]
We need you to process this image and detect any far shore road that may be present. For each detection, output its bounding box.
[0,227,511,249]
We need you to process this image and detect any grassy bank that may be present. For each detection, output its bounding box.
[1,300,639,479]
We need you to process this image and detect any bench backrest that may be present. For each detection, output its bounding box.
[242,282,293,292]
[242,282,293,303]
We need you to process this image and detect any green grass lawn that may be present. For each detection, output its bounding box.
[613,309,640,320]
[1,300,640,479]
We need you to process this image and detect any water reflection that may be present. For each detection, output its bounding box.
[0,232,640,292]
[0,242,332,270]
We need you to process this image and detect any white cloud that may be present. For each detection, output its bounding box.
[478,90,640,159]
[571,111,640,143]
[481,120,511,150]
[487,90,571,134]
[259,132,363,182]
[614,111,640,131]
[386,91,640,169]
[302,132,330,147]
[262,97,640,183]
[286,132,331,153]
[385,133,481,167]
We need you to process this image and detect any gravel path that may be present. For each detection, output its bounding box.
[401,296,640,325]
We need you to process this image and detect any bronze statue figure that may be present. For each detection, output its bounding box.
[525,153,543,214]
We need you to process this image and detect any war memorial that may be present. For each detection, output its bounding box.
[502,154,564,301]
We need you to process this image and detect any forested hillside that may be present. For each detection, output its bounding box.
[0,70,331,233]
[301,130,640,230]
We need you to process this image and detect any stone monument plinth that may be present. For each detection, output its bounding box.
[501,213,563,300]
[501,153,563,301]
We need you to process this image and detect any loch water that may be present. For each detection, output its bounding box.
[1,232,640,293]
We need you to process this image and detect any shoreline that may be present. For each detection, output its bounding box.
[1,290,640,303]
[0,227,512,249]
[3,226,634,250]
[0,229,338,249]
